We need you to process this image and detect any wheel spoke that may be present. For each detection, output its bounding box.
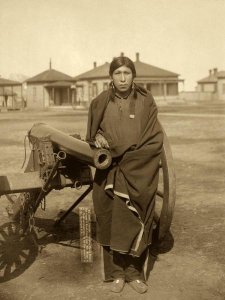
[14,256,22,268]
[4,262,13,277]
[19,250,29,259]
[0,261,7,271]
[0,230,8,240]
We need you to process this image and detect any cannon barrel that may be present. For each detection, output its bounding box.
[28,123,112,170]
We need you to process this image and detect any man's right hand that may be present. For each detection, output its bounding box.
[94,133,110,149]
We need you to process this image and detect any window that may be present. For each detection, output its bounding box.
[103,82,108,91]
[150,83,164,96]
[167,83,178,96]
[92,83,98,98]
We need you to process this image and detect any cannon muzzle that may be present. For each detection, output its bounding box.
[28,123,112,170]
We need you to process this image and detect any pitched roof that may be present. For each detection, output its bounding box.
[198,70,225,83]
[135,60,179,77]
[74,60,179,81]
[217,71,225,78]
[26,68,74,83]
[0,77,22,86]
[74,63,110,80]
[198,75,217,83]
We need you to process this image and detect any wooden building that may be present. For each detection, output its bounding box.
[0,77,22,110]
[74,52,183,106]
[25,62,75,109]
[197,68,225,101]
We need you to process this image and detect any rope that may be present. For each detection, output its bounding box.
[21,134,28,169]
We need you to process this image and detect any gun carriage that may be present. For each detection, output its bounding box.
[0,122,176,281]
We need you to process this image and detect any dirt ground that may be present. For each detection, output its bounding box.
[0,102,224,300]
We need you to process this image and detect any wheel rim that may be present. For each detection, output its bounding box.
[155,129,176,240]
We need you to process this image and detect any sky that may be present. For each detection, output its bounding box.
[0,0,224,90]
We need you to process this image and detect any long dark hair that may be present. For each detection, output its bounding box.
[109,56,136,78]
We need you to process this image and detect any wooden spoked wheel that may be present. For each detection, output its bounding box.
[0,222,38,282]
[154,129,176,241]
[4,148,41,232]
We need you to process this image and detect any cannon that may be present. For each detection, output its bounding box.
[0,122,176,280]
[0,123,112,230]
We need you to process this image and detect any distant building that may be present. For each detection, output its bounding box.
[25,61,75,109]
[74,52,183,106]
[197,68,225,101]
[0,77,22,110]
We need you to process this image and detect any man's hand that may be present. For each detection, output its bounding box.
[94,133,109,149]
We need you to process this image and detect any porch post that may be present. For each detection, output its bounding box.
[163,82,167,100]
[3,86,5,106]
[71,84,75,106]
[67,87,70,104]
[52,87,55,105]
[11,85,14,109]
[21,85,23,110]
[88,81,91,104]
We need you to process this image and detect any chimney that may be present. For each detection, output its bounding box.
[93,62,97,68]
[213,68,218,74]
[120,52,124,57]
[49,59,52,70]
[209,69,212,76]
[136,52,140,62]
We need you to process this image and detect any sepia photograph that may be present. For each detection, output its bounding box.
[0,0,224,299]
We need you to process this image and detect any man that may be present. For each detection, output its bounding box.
[86,56,163,294]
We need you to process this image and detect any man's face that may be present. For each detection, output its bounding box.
[111,66,133,93]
